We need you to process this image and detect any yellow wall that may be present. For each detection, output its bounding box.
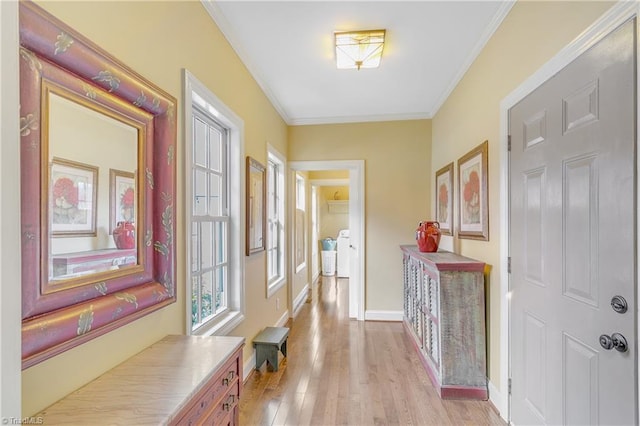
[308,170,349,180]
[23,0,288,415]
[289,120,432,311]
[431,0,614,390]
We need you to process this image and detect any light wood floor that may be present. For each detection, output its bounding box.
[239,275,505,425]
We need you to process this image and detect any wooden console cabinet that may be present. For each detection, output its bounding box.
[36,335,245,425]
[51,248,137,278]
[401,245,487,399]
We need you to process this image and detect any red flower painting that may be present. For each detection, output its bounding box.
[52,177,79,207]
[121,187,134,208]
[438,182,448,223]
[120,187,135,222]
[462,169,480,224]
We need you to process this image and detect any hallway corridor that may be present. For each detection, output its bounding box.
[239,276,504,425]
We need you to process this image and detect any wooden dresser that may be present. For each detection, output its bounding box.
[401,245,487,400]
[36,335,245,425]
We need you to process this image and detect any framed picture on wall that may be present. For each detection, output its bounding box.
[435,162,454,236]
[109,169,136,234]
[457,140,489,241]
[50,157,98,236]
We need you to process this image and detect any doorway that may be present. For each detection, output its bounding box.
[310,177,349,282]
[289,160,365,320]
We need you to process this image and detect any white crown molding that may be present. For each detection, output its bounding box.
[290,111,431,126]
[201,0,292,124]
[430,0,516,117]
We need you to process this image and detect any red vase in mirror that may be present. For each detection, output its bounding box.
[416,221,441,253]
[113,221,135,250]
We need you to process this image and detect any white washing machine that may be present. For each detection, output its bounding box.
[336,229,350,278]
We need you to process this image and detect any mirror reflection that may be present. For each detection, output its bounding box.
[47,92,138,282]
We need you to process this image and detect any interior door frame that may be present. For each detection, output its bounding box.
[289,160,365,320]
[499,2,640,422]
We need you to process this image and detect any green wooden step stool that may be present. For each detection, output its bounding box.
[253,326,289,372]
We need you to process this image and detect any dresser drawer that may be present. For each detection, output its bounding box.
[171,348,242,425]
[205,379,240,425]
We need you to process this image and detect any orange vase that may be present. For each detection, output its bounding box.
[416,221,441,253]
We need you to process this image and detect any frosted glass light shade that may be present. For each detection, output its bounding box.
[335,29,385,70]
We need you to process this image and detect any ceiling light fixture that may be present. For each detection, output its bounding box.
[334,29,386,70]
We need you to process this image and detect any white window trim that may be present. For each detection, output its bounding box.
[266,144,286,298]
[183,69,245,336]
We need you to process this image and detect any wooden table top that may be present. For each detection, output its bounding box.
[36,334,245,425]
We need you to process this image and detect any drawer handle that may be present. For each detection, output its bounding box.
[222,370,235,386]
[223,394,236,411]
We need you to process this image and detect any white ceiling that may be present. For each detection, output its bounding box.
[203,1,514,125]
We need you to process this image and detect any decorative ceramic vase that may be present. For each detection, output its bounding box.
[113,221,135,249]
[416,221,441,253]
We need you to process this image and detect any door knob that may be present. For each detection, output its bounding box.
[600,333,629,352]
[599,334,613,350]
[611,295,628,314]
[611,333,629,353]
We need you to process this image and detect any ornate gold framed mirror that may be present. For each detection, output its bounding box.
[19,1,177,368]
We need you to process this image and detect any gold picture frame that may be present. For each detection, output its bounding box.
[109,169,136,234]
[435,162,454,236]
[457,140,489,241]
[50,157,98,237]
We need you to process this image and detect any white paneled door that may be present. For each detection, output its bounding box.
[509,19,636,425]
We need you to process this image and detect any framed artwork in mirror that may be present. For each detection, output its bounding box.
[19,1,177,368]
[51,158,98,237]
[457,140,489,241]
[109,169,136,234]
[435,162,453,236]
[246,157,266,255]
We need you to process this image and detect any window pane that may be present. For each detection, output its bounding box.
[268,248,277,279]
[215,221,227,265]
[201,271,214,320]
[216,266,227,313]
[209,173,221,216]
[209,126,222,172]
[194,117,207,167]
[191,222,199,273]
[194,169,207,216]
[201,222,213,270]
[191,275,200,326]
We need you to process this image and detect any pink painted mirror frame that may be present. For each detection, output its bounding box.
[19,1,177,368]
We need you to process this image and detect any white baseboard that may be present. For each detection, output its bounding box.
[292,284,309,317]
[364,310,403,321]
[488,380,507,422]
[243,351,256,381]
[276,310,289,327]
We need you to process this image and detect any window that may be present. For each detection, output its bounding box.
[190,108,228,327]
[296,174,306,209]
[295,173,306,272]
[184,70,244,335]
[266,147,286,296]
